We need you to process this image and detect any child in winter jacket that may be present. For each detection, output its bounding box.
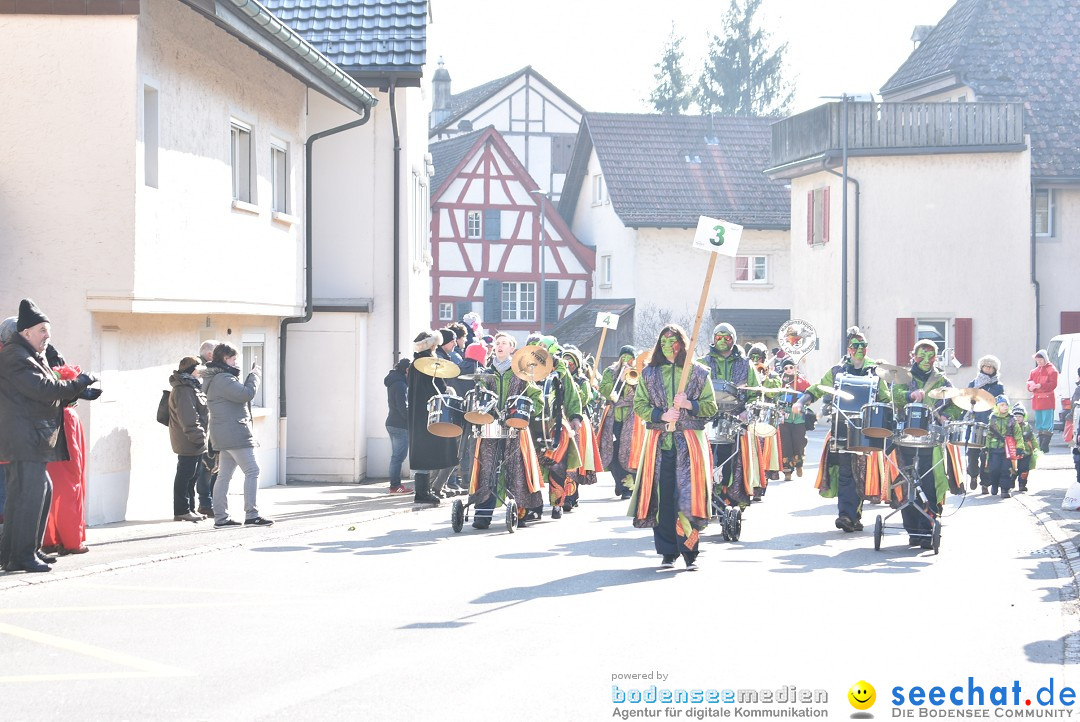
[1009,402,1037,493]
[985,395,1014,497]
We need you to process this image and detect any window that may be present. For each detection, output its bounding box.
[501,282,536,322]
[916,319,948,356]
[412,171,430,264]
[467,210,481,239]
[483,209,501,240]
[599,254,612,288]
[592,174,606,205]
[1035,189,1055,238]
[807,187,830,246]
[143,85,158,188]
[231,121,253,203]
[241,335,265,408]
[734,255,768,283]
[439,303,453,321]
[270,142,288,213]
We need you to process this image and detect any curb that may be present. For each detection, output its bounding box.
[0,499,441,592]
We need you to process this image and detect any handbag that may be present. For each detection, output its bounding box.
[156,389,171,426]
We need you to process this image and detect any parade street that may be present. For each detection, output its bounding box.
[2,431,1078,721]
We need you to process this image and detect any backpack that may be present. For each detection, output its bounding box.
[156,389,171,426]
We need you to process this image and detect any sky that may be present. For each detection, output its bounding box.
[426,0,957,115]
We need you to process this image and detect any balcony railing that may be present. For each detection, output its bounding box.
[771,101,1025,169]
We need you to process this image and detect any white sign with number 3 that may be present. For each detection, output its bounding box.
[692,215,743,257]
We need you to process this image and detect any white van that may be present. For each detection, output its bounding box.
[1046,333,1080,429]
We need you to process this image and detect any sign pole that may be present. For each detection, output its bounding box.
[668,253,718,431]
[595,326,609,367]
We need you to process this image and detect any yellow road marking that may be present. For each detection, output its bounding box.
[0,621,192,682]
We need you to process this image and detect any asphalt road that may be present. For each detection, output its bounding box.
[1,430,1078,721]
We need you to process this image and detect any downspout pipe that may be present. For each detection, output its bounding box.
[279,107,373,419]
[1031,191,1040,348]
[390,81,402,364]
[825,167,861,328]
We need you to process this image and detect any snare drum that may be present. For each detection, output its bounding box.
[478,421,516,439]
[463,387,499,425]
[860,402,895,439]
[747,401,779,436]
[426,394,465,437]
[504,394,533,429]
[830,374,878,453]
[777,388,801,407]
[706,415,741,444]
[894,424,944,448]
[901,403,932,436]
[945,420,987,448]
[713,379,741,414]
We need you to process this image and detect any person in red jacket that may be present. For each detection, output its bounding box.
[1027,349,1059,452]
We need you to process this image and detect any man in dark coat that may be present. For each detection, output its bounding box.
[407,330,459,505]
[0,299,97,573]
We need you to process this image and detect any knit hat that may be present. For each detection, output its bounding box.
[0,316,16,346]
[912,339,938,355]
[995,394,1009,407]
[618,344,636,358]
[177,356,200,374]
[562,346,583,371]
[464,342,486,364]
[412,329,440,354]
[17,298,49,331]
[748,342,768,359]
[845,326,867,345]
[977,354,1000,373]
[1034,349,1048,361]
[438,328,456,346]
[1011,402,1026,417]
[712,322,737,344]
[780,357,796,369]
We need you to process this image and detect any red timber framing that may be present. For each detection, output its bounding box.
[430,127,594,331]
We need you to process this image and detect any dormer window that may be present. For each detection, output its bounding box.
[685,154,701,163]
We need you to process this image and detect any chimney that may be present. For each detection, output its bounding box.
[911,25,935,49]
[431,57,452,127]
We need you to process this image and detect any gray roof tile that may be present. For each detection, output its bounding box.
[263,0,426,71]
[881,0,1080,179]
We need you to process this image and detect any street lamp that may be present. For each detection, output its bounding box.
[530,189,548,333]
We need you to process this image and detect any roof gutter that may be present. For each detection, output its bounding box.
[222,0,377,111]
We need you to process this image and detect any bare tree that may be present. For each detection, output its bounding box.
[634,303,711,359]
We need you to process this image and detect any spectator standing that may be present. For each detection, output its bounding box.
[384,359,411,493]
[0,316,17,527]
[1027,350,1059,452]
[168,356,209,521]
[194,340,219,517]
[203,342,272,528]
[0,299,98,572]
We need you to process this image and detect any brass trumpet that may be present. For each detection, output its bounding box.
[609,351,648,401]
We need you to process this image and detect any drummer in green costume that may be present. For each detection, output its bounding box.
[533,336,583,518]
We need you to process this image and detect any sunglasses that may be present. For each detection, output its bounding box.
[849,342,868,349]
[714,334,733,342]
[749,354,764,361]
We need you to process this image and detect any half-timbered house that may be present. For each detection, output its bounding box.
[430,126,594,340]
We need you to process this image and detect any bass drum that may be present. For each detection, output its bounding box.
[746,402,780,437]
[830,374,878,453]
[713,379,741,414]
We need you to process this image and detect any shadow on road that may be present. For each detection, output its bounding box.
[773,545,933,574]
[250,526,446,556]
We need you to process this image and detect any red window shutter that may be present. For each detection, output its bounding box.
[806,190,814,245]
[823,186,830,243]
[896,318,915,364]
[954,317,972,366]
[1062,312,1080,334]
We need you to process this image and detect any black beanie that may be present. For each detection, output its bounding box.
[17,298,49,331]
[619,345,635,357]
[439,328,455,345]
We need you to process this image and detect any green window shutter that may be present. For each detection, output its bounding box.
[483,280,501,324]
[544,280,559,326]
[455,301,472,322]
[483,210,501,240]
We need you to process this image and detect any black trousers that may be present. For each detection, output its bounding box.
[896,446,939,535]
[173,454,201,515]
[651,449,697,558]
[610,420,629,495]
[0,461,52,568]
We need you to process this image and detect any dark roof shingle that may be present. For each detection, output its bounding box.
[428,126,489,194]
[564,113,790,229]
[881,0,1080,179]
[263,0,426,72]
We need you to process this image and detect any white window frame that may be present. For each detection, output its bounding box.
[231,120,254,204]
[501,282,536,322]
[143,84,159,188]
[270,141,288,213]
[438,302,453,321]
[466,210,482,239]
[1035,188,1055,238]
[599,254,613,288]
[592,174,606,206]
[915,318,949,357]
[810,188,827,246]
[412,171,431,266]
[241,333,266,408]
[734,255,768,284]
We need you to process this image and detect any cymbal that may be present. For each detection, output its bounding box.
[950,387,996,412]
[459,372,497,382]
[737,385,781,394]
[874,363,912,385]
[412,356,460,379]
[815,384,855,401]
[927,386,960,400]
[511,344,554,383]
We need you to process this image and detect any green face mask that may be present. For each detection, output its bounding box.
[915,347,935,371]
[620,354,634,366]
[660,335,679,360]
[714,334,733,352]
[848,342,867,363]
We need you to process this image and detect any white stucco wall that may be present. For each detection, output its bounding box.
[1035,188,1080,343]
[569,150,635,297]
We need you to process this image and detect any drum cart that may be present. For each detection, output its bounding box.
[450,430,518,534]
[708,413,746,542]
[872,443,942,554]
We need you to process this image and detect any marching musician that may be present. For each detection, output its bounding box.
[406,330,458,506]
[890,339,963,547]
[630,325,717,570]
[467,333,544,529]
[563,347,604,501]
[776,358,811,481]
[598,345,641,500]
[965,355,1003,491]
[746,343,782,500]
[699,322,758,509]
[792,328,889,533]
[533,335,583,519]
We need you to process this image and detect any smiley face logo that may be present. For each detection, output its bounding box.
[848,680,876,710]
